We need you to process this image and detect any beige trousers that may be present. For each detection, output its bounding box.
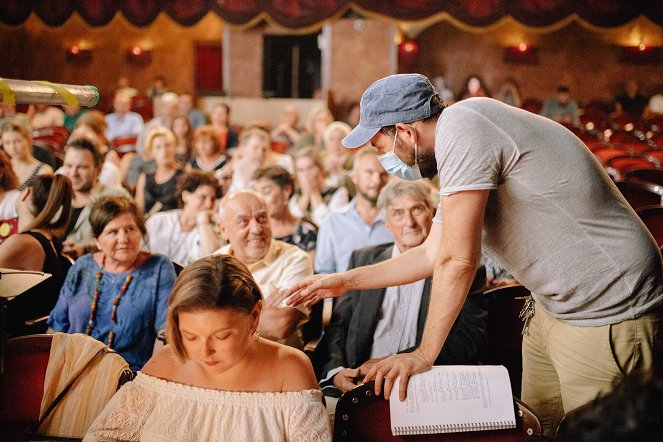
[521,304,661,436]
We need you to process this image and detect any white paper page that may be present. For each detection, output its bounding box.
[389,365,515,432]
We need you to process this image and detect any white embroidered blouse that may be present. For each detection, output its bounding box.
[84,372,331,442]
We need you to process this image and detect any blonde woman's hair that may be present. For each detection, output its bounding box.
[165,255,263,361]
[144,127,176,156]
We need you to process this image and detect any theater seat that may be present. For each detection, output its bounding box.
[333,380,543,441]
[636,205,663,247]
[0,334,133,441]
[615,181,663,210]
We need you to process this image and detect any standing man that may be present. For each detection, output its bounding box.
[287,74,662,435]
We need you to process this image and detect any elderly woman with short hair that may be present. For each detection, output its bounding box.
[48,195,176,371]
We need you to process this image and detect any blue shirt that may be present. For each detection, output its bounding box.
[48,253,176,371]
[105,111,145,141]
[313,199,393,274]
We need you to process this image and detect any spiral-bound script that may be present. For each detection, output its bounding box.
[389,365,516,436]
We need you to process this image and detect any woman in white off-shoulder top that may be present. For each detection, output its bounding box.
[85,254,331,442]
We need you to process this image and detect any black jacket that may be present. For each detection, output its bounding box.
[318,242,488,393]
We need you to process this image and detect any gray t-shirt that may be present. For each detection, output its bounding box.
[433,97,662,326]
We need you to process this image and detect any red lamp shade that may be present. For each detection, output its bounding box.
[127,46,152,65]
[66,46,92,64]
[398,40,419,64]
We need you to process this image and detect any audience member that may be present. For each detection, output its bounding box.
[290,147,349,227]
[104,92,145,144]
[0,174,73,336]
[214,191,313,348]
[541,85,580,125]
[253,166,317,253]
[294,106,333,150]
[344,101,361,128]
[322,121,355,191]
[1,117,54,190]
[227,127,293,193]
[646,88,663,117]
[271,105,301,150]
[613,80,648,118]
[71,110,122,188]
[178,93,207,129]
[61,138,128,259]
[0,150,20,219]
[431,76,455,103]
[146,170,221,265]
[136,91,179,157]
[318,180,487,402]
[459,75,490,100]
[209,102,239,153]
[496,79,523,108]
[314,147,392,274]
[115,76,138,98]
[172,115,193,165]
[27,103,65,129]
[145,75,169,99]
[190,124,228,173]
[135,127,182,215]
[85,254,331,441]
[48,195,177,371]
[63,104,87,133]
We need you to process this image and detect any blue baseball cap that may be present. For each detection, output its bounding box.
[342,74,443,148]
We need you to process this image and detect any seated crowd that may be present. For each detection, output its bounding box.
[0,78,661,440]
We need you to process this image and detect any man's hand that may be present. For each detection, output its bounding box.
[333,368,362,393]
[363,351,433,401]
[284,273,351,307]
[62,241,86,260]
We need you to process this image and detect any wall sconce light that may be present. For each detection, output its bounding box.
[504,43,538,64]
[398,39,419,65]
[127,46,152,65]
[66,45,92,64]
[620,45,661,64]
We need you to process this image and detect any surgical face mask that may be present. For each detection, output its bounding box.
[377,129,422,181]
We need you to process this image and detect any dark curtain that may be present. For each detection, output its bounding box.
[1,1,661,28]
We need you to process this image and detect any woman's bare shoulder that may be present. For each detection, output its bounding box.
[0,233,44,270]
[258,339,318,391]
[141,345,182,379]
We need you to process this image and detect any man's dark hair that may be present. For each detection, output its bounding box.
[65,138,103,166]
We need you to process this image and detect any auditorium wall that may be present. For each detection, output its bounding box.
[0,13,661,110]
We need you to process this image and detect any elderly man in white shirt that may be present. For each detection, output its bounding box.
[213,190,312,348]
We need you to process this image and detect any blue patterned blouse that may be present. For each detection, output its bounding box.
[48,253,176,371]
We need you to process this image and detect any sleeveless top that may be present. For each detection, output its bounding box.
[144,169,183,214]
[190,155,227,172]
[7,231,69,337]
[17,162,45,191]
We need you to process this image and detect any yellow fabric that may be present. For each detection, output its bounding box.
[38,332,130,439]
[0,79,16,105]
[32,80,79,106]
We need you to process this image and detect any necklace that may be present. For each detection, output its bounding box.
[85,255,133,349]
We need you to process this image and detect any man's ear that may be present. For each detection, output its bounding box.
[395,123,418,144]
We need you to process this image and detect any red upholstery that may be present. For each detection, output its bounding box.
[0,335,52,424]
[606,155,659,180]
[591,146,628,165]
[645,149,663,165]
[521,99,542,115]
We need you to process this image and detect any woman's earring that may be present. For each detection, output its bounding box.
[251,329,260,341]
